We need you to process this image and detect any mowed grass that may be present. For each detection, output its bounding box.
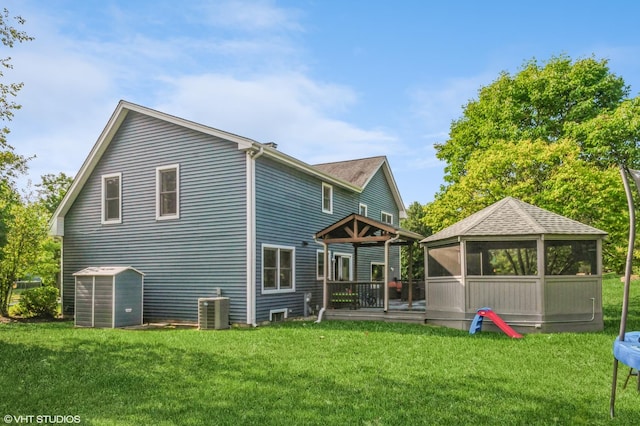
[1,275,640,425]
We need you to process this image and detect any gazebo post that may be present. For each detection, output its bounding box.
[408,242,414,309]
[384,233,400,312]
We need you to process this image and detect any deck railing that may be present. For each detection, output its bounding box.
[328,281,384,309]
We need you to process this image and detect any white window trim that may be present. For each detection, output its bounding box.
[381,211,393,225]
[101,172,122,225]
[262,243,296,294]
[332,252,353,281]
[359,203,368,217]
[322,182,333,214]
[156,164,180,221]
[316,249,332,280]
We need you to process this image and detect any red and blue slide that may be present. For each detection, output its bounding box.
[469,307,523,338]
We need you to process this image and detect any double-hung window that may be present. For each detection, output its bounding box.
[263,244,295,292]
[102,173,122,224]
[322,183,333,214]
[381,211,393,225]
[156,165,179,220]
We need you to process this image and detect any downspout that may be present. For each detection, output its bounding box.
[56,236,64,317]
[313,236,328,323]
[384,233,401,312]
[246,146,264,327]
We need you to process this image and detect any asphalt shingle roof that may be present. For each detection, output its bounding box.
[421,197,607,243]
[313,156,386,188]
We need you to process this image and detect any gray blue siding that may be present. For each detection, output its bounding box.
[254,158,401,321]
[357,168,401,281]
[63,111,248,323]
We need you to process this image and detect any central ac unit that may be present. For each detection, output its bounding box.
[198,297,230,330]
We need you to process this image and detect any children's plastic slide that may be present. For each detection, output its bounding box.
[469,307,523,338]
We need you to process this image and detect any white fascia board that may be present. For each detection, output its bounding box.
[256,145,362,193]
[49,102,131,235]
[49,100,260,235]
[358,158,407,219]
[120,101,257,150]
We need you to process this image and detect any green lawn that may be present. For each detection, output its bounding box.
[1,275,639,425]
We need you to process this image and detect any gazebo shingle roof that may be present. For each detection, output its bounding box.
[421,197,607,243]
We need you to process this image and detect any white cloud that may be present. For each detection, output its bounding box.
[154,73,399,164]
[198,0,303,33]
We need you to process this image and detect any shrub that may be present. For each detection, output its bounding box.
[12,286,59,318]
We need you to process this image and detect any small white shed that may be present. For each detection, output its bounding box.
[73,266,144,328]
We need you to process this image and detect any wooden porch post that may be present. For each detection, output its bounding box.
[354,244,358,281]
[323,242,329,310]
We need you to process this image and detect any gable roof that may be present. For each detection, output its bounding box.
[315,213,423,245]
[313,156,386,188]
[313,156,406,218]
[50,100,407,235]
[421,197,607,244]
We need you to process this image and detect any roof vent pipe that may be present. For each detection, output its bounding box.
[264,142,278,149]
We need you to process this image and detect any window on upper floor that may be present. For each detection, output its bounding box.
[263,244,295,293]
[156,164,180,220]
[381,211,393,225]
[359,203,368,217]
[101,173,122,224]
[322,183,333,214]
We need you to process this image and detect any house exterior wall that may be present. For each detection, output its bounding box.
[253,158,402,321]
[62,111,248,323]
[357,167,401,282]
[254,157,356,321]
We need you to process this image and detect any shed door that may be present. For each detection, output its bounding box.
[75,277,94,327]
[94,276,114,327]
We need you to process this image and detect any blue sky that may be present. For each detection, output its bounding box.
[5,0,640,206]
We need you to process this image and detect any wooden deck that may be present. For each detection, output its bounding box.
[323,308,427,324]
[323,299,427,324]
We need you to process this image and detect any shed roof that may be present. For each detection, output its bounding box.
[421,197,607,243]
[73,266,144,276]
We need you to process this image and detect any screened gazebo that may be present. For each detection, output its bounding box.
[422,197,607,333]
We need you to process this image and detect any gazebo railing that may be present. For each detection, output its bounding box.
[328,281,384,309]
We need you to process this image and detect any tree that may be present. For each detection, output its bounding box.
[435,55,627,183]
[400,201,431,280]
[36,172,73,215]
[428,55,638,272]
[0,198,49,316]
[0,8,33,181]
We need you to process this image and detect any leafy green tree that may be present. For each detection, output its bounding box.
[0,199,49,316]
[436,55,627,183]
[36,172,73,215]
[400,201,431,280]
[428,55,638,272]
[0,7,33,181]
